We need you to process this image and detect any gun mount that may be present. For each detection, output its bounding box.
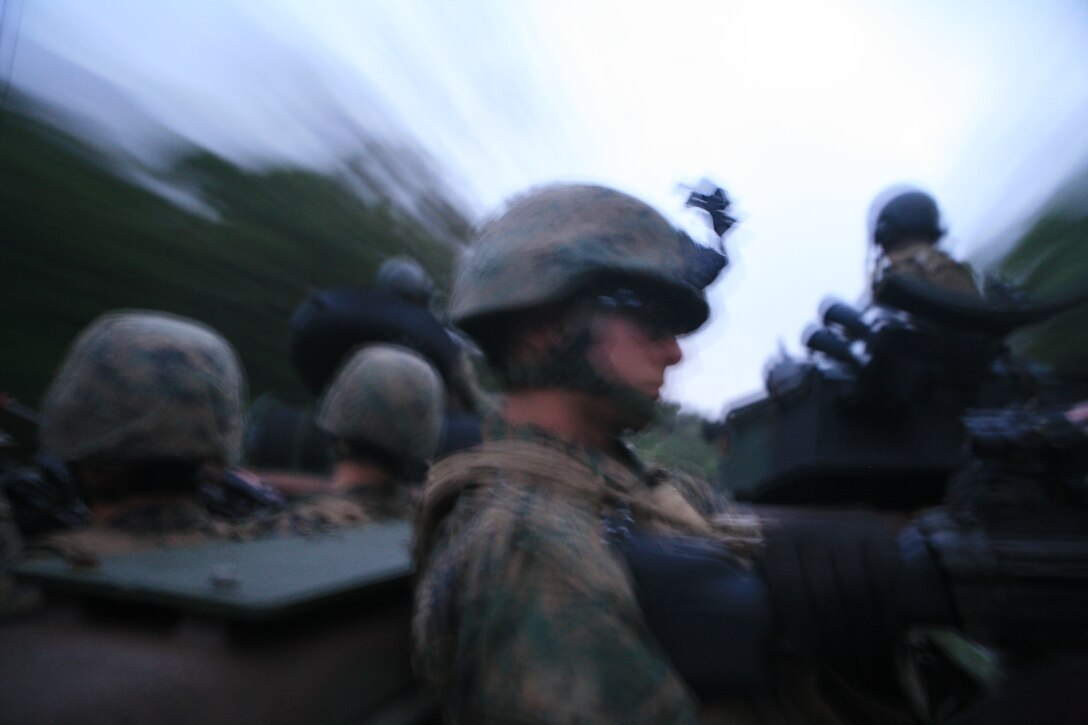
[711,273,1088,509]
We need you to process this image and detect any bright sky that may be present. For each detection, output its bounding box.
[9,0,1088,417]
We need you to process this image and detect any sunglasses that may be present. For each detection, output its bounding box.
[595,288,685,340]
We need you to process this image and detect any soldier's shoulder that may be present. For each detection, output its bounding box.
[285,493,373,531]
[427,477,607,591]
[469,475,599,537]
[421,439,612,582]
[648,464,731,516]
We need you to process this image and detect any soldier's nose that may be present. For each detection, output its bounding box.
[661,336,683,366]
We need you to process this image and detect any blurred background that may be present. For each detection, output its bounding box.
[2,0,1088,472]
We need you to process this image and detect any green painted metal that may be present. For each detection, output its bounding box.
[17,520,414,621]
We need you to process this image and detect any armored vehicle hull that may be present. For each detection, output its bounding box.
[1,522,435,725]
[713,275,1088,509]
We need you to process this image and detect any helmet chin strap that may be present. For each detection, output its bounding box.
[502,307,659,429]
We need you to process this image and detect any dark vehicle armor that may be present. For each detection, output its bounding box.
[711,274,1088,509]
[1,521,435,724]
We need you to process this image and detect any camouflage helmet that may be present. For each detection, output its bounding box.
[374,256,436,308]
[449,184,719,339]
[40,312,246,464]
[316,344,445,465]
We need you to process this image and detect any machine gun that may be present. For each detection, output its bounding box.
[711,273,1088,509]
[961,404,1088,482]
[617,401,1088,718]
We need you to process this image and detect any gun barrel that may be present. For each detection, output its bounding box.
[823,302,871,340]
[805,328,860,367]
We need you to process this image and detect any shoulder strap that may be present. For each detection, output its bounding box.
[418,439,723,563]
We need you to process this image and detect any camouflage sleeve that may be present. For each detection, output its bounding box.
[417,486,700,724]
[887,249,980,298]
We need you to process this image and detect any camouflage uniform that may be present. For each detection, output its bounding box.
[413,420,745,724]
[270,344,441,531]
[403,184,767,721]
[409,184,738,723]
[26,312,263,562]
[30,499,249,560]
[868,188,980,300]
[286,482,416,530]
[875,242,981,299]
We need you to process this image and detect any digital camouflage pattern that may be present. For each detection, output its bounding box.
[412,421,755,725]
[40,312,245,464]
[24,478,400,563]
[287,481,416,530]
[449,184,713,337]
[317,344,445,465]
[25,482,413,564]
[29,498,255,562]
[876,242,981,299]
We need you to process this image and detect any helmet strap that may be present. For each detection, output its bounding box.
[501,301,659,426]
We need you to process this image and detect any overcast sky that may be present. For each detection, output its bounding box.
[8,0,1088,417]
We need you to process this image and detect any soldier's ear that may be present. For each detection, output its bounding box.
[499,300,586,369]
[511,318,566,362]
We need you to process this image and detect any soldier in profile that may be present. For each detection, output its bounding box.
[287,343,445,527]
[412,183,748,723]
[28,311,274,561]
[869,187,982,299]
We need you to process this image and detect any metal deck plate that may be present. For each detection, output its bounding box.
[17,520,414,620]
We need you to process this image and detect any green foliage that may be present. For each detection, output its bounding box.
[0,97,471,452]
[992,166,1088,375]
[629,403,721,480]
